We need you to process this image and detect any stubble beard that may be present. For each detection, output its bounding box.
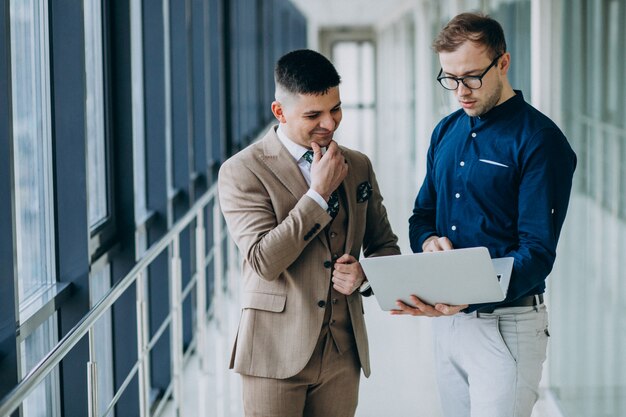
[463,80,503,117]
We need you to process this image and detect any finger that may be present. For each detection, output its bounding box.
[333,262,355,274]
[331,275,347,286]
[423,244,436,253]
[335,254,355,264]
[333,275,358,289]
[390,308,418,316]
[410,295,442,317]
[395,301,422,316]
[333,262,354,272]
[409,295,429,309]
[435,303,468,315]
[332,274,350,284]
[390,309,410,315]
[310,142,322,162]
[439,237,454,251]
[424,240,439,252]
[434,304,453,315]
[333,282,353,295]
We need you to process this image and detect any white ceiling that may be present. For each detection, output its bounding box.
[290,0,413,27]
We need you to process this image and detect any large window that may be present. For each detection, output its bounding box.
[85,0,109,230]
[332,40,376,156]
[84,1,116,415]
[549,1,626,416]
[20,317,60,417]
[11,0,55,305]
[10,0,59,415]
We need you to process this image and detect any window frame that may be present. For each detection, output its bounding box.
[86,0,118,263]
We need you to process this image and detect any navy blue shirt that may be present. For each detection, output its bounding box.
[409,91,576,312]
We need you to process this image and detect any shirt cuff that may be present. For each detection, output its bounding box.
[306,189,329,210]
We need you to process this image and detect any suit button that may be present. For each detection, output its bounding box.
[330,319,336,325]
[318,300,326,308]
[323,260,332,268]
[314,223,321,229]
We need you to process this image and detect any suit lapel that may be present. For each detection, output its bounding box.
[259,128,309,200]
[258,128,358,253]
[342,151,357,253]
[258,128,332,251]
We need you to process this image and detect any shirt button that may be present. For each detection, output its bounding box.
[330,319,336,325]
[471,132,477,138]
[459,161,465,167]
[455,193,460,198]
[451,225,457,231]
[318,300,326,308]
[330,232,337,238]
[332,298,338,304]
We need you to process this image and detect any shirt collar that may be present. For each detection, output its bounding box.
[472,90,525,125]
[276,125,311,162]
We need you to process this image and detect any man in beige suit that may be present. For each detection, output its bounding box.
[218,49,400,417]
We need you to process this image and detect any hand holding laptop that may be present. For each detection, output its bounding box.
[422,235,454,252]
[391,235,465,316]
[390,295,468,317]
[359,246,514,311]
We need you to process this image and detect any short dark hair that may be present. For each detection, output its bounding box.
[275,49,341,95]
[432,12,506,59]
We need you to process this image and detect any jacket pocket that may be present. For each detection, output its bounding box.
[241,292,286,312]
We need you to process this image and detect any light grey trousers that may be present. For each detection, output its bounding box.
[432,304,549,417]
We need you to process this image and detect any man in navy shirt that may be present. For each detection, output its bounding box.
[393,12,576,417]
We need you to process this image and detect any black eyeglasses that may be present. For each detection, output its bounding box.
[436,54,503,90]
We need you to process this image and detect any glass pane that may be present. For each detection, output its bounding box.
[605,0,620,125]
[84,0,108,228]
[332,42,359,105]
[337,107,375,156]
[359,42,375,106]
[551,0,626,415]
[489,0,531,100]
[10,2,59,416]
[332,41,375,107]
[90,264,115,417]
[10,0,55,303]
[621,139,626,220]
[20,317,60,417]
[332,40,376,155]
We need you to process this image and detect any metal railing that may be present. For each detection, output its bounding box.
[0,184,239,417]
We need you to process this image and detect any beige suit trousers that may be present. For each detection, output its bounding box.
[241,327,360,417]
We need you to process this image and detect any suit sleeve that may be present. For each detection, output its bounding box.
[218,158,331,281]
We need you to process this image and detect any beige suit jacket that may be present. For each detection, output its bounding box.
[218,126,400,379]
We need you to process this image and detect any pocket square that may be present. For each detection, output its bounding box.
[356,181,372,203]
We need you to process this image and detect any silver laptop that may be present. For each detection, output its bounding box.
[360,247,513,311]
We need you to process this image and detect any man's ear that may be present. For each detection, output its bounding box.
[498,52,511,75]
[271,101,287,123]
